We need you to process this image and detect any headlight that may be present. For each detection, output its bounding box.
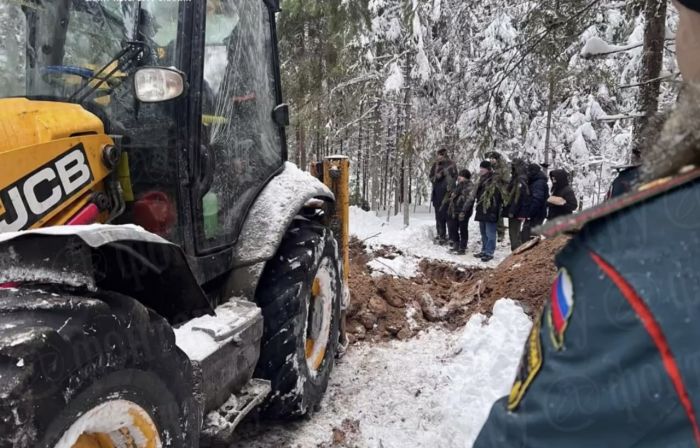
[134,67,186,103]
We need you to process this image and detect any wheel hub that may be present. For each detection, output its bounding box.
[56,399,161,448]
[305,258,335,374]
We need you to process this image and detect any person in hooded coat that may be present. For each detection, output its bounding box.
[547,169,577,220]
[429,147,457,244]
[475,1,700,445]
[522,163,549,241]
[505,158,530,251]
[447,169,476,255]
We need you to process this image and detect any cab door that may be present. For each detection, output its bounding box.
[192,0,285,254]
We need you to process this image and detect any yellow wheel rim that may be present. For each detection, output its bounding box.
[57,400,161,448]
[71,434,114,448]
[305,259,335,373]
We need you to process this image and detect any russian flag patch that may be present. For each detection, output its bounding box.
[548,268,574,349]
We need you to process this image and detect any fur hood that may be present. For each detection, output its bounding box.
[641,82,700,182]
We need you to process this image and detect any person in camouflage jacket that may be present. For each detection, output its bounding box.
[447,169,476,255]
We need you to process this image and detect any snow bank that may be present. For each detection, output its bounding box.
[352,299,531,448]
[233,299,532,448]
[349,206,509,267]
[423,299,532,446]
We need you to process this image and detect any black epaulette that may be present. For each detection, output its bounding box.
[537,167,700,238]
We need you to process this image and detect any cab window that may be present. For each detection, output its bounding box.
[196,0,283,250]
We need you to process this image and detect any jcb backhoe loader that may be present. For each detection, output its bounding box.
[0,1,349,446]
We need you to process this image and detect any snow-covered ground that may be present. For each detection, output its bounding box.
[351,206,510,269]
[233,300,531,448]
[231,207,532,447]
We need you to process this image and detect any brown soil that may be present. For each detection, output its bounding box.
[317,419,361,447]
[460,236,570,316]
[346,236,569,343]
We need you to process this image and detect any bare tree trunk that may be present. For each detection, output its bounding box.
[632,0,668,161]
[360,108,377,202]
[355,101,364,201]
[371,101,382,211]
[391,103,401,216]
[402,66,412,228]
[382,107,393,211]
[315,105,322,162]
[544,71,555,165]
[297,125,307,170]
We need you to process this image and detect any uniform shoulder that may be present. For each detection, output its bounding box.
[537,167,700,238]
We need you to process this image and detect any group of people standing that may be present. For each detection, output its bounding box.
[430,149,578,262]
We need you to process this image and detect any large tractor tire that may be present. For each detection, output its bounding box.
[0,287,199,448]
[254,220,342,419]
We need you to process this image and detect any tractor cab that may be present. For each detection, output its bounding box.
[0,0,288,278]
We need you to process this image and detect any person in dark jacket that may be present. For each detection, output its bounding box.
[505,158,530,251]
[606,165,641,199]
[447,169,475,255]
[485,151,509,242]
[475,1,700,445]
[474,161,502,262]
[522,163,549,241]
[547,169,577,220]
[429,148,457,245]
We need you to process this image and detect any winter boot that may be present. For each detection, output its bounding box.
[480,254,494,262]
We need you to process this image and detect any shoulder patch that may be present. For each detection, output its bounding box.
[507,316,543,411]
[537,167,700,238]
[547,268,575,350]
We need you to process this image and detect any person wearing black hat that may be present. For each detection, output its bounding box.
[476,2,700,446]
[504,158,530,251]
[429,147,457,245]
[446,169,475,255]
[473,161,502,262]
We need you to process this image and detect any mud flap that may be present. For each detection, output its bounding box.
[0,225,214,322]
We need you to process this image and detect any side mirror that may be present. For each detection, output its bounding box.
[273,103,290,127]
[134,67,186,103]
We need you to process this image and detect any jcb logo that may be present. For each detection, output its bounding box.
[0,146,93,232]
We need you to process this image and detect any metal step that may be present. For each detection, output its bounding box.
[200,378,271,446]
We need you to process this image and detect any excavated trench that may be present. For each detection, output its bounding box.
[346,236,568,343]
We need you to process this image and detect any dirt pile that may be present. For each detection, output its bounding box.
[346,236,568,343]
[458,236,569,316]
